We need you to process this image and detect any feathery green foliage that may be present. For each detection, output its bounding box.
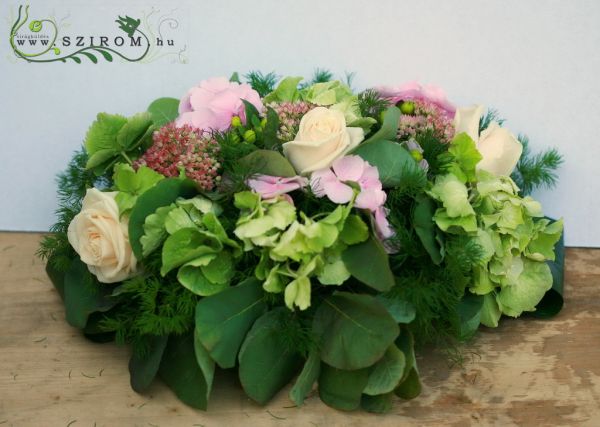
[479,108,504,133]
[357,89,391,122]
[245,71,279,97]
[512,135,563,195]
[99,274,198,350]
[415,130,452,178]
[309,68,334,84]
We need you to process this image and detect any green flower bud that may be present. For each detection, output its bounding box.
[230,133,241,144]
[410,149,423,162]
[243,129,256,143]
[231,116,242,127]
[399,101,415,115]
[260,118,267,128]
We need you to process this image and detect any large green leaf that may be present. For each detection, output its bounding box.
[361,392,394,413]
[158,332,211,410]
[313,292,399,370]
[63,257,116,329]
[413,196,443,265]
[363,344,406,395]
[457,293,484,340]
[361,106,401,145]
[342,236,395,292]
[289,349,321,406]
[394,326,421,400]
[45,256,66,300]
[129,335,168,392]
[147,97,179,126]
[263,107,282,149]
[318,363,370,411]
[239,150,296,177]
[116,112,153,151]
[238,308,303,404]
[353,139,424,189]
[160,228,222,276]
[128,177,198,259]
[195,278,267,368]
[375,294,416,324]
[533,224,565,318]
[193,329,216,405]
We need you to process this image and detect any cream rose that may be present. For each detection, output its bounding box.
[67,188,137,283]
[454,105,523,176]
[282,106,364,175]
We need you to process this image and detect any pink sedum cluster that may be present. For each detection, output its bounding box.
[176,77,264,131]
[135,123,221,191]
[267,101,315,142]
[397,99,455,143]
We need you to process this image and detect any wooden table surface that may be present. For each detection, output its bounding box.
[1,232,599,427]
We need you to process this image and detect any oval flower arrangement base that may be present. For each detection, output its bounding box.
[40,71,565,413]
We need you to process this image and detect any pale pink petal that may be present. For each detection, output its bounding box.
[355,188,386,211]
[310,168,337,198]
[331,155,365,182]
[374,206,395,239]
[323,180,354,204]
[358,164,381,190]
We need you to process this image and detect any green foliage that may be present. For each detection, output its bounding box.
[416,130,453,178]
[289,349,321,406]
[238,308,304,404]
[159,332,212,410]
[99,274,198,346]
[147,97,179,126]
[194,278,267,368]
[479,108,504,133]
[357,89,391,124]
[353,139,425,189]
[319,363,370,411]
[313,292,399,370]
[128,334,168,392]
[309,68,334,85]
[511,135,563,195]
[244,70,279,97]
[342,236,395,292]
[84,112,154,174]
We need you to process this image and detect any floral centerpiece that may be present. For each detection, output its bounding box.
[39,71,564,412]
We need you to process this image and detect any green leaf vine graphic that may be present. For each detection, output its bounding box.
[9,4,150,64]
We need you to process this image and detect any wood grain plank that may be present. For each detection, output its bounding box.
[1,232,599,426]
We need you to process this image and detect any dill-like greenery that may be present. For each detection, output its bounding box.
[416,130,452,178]
[99,274,198,350]
[357,89,390,121]
[245,70,279,97]
[479,108,505,133]
[511,135,563,195]
[309,68,333,84]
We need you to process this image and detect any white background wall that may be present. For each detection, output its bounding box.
[1,0,599,247]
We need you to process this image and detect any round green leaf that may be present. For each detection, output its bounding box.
[342,236,395,292]
[147,97,180,127]
[318,363,369,411]
[238,308,303,404]
[195,278,266,369]
[239,150,296,177]
[363,345,406,395]
[313,292,399,370]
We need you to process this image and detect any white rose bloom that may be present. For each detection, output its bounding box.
[68,188,138,283]
[453,105,523,176]
[282,107,364,175]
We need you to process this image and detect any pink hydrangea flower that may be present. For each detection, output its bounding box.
[176,77,263,131]
[377,81,455,119]
[247,175,308,200]
[310,155,386,212]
